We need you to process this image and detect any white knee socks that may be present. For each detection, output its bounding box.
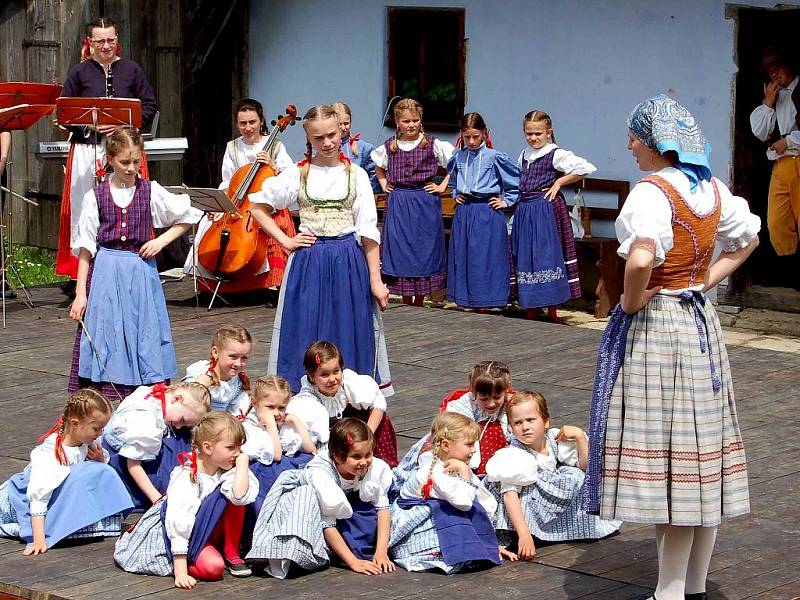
[653,524,718,600]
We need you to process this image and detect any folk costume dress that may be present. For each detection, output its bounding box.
[184,360,251,415]
[485,429,620,545]
[101,383,192,511]
[246,448,392,578]
[341,133,381,193]
[371,136,455,296]
[68,178,201,400]
[446,144,520,308]
[249,162,393,395]
[0,433,133,547]
[56,57,157,279]
[114,459,259,577]
[584,95,760,527]
[388,451,501,574]
[293,369,398,467]
[240,410,315,517]
[183,137,297,292]
[513,144,595,307]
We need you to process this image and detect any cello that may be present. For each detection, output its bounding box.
[197,104,299,281]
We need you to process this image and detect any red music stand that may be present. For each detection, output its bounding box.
[56,97,142,130]
[0,84,60,327]
[0,81,62,110]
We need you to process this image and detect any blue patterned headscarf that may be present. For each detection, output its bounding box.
[628,94,712,191]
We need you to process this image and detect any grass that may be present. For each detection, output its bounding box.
[2,244,68,287]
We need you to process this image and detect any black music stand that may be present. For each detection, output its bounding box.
[0,88,60,328]
[164,186,238,310]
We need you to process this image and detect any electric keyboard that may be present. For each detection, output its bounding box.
[35,137,188,161]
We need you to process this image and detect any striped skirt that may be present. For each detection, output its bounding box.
[599,295,750,526]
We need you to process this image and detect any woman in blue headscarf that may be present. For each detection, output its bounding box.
[583,95,760,600]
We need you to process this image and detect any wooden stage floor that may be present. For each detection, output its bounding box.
[0,281,797,599]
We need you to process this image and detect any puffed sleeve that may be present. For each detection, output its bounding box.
[485,446,539,494]
[433,138,455,167]
[225,390,251,418]
[71,189,100,257]
[279,423,304,456]
[419,453,478,511]
[552,148,597,176]
[443,392,475,419]
[149,181,203,228]
[615,181,674,266]
[474,479,499,517]
[219,140,237,190]
[351,166,381,244]
[27,442,72,516]
[273,141,294,173]
[241,419,276,465]
[553,428,588,467]
[341,370,387,412]
[750,104,776,142]
[287,392,330,446]
[218,466,259,505]
[358,458,392,510]
[714,179,762,253]
[164,467,201,555]
[111,410,164,461]
[494,151,521,206]
[370,144,389,169]
[307,465,352,525]
[248,163,301,210]
[183,360,210,382]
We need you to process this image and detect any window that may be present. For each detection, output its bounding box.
[386,7,466,131]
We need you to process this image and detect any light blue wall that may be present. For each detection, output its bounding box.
[249,0,798,189]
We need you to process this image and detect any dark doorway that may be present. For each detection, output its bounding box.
[729,5,800,310]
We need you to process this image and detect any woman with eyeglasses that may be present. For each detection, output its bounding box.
[55,17,157,286]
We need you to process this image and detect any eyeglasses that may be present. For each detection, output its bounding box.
[91,37,117,46]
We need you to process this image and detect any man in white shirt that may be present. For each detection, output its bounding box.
[749,46,800,260]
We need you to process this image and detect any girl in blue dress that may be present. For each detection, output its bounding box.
[389,412,514,573]
[372,98,454,306]
[333,101,380,193]
[0,389,132,555]
[513,110,596,320]
[101,381,211,510]
[447,112,520,309]
[68,127,201,399]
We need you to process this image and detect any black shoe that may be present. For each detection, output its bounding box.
[685,594,708,600]
[225,557,252,577]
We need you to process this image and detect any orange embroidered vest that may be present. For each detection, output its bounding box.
[644,175,721,290]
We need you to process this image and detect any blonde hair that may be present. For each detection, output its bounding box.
[505,390,550,422]
[419,413,479,496]
[38,389,113,465]
[523,109,556,144]
[208,325,253,388]
[468,360,511,397]
[390,98,428,152]
[105,126,144,158]
[300,104,350,178]
[332,101,359,155]
[251,375,292,405]
[167,382,211,413]
[189,412,246,483]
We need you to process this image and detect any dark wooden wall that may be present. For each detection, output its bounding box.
[0,0,248,249]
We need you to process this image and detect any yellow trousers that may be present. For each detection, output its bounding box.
[768,156,800,255]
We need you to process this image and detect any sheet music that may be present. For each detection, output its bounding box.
[163,186,239,213]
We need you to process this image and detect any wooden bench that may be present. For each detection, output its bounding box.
[375,177,629,317]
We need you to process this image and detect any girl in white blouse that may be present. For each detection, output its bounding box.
[68,127,202,401]
[0,389,132,555]
[102,382,211,509]
[485,391,619,560]
[114,412,259,588]
[184,325,253,415]
[389,412,512,573]
[248,104,392,397]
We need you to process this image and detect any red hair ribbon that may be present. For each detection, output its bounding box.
[454,133,463,150]
[421,477,434,499]
[37,417,68,466]
[239,371,250,389]
[484,128,494,149]
[178,448,198,479]
[350,132,361,143]
[296,158,310,167]
[207,357,218,375]
[344,432,354,447]
[81,37,92,62]
[315,353,321,365]
[338,151,351,164]
[146,382,167,418]
[95,159,107,181]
